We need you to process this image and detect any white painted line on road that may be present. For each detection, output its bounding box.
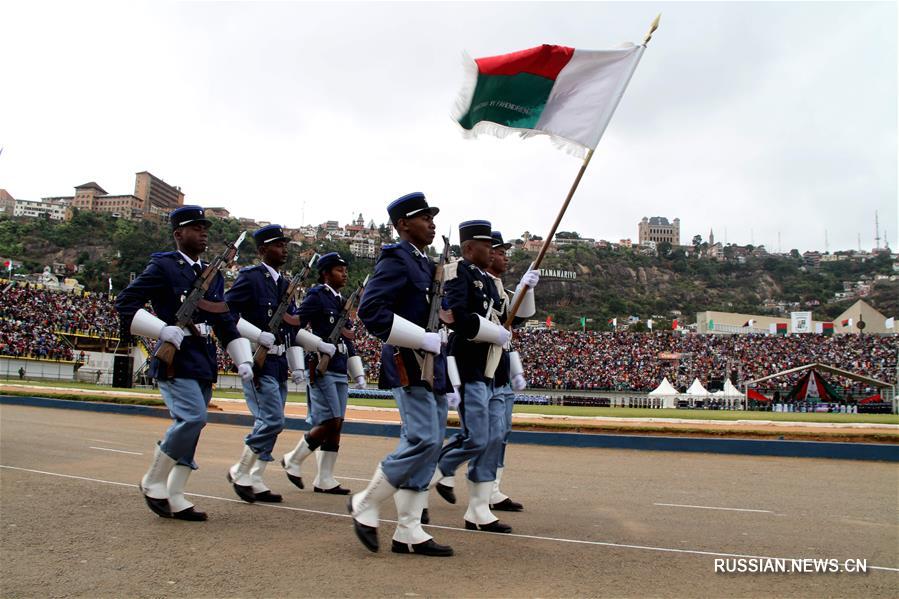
[89,447,144,456]
[1,464,897,573]
[654,502,774,514]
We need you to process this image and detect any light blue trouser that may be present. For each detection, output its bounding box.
[241,375,288,461]
[307,371,348,426]
[437,380,505,483]
[158,378,212,470]
[493,384,515,468]
[381,386,448,492]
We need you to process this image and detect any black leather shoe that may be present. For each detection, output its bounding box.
[172,506,207,521]
[490,497,524,512]
[465,519,512,533]
[281,458,304,489]
[348,498,378,552]
[226,473,256,503]
[391,539,454,557]
[139,486,172,518]
[314,485,351,495]
[421,508,430,525]
[253,490,283,503]
[435,483,456,505]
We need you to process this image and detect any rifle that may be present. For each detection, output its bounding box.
[155,231,247,375]
[252,252,320,369]
[316,275,369,376]
[420,236,451,388]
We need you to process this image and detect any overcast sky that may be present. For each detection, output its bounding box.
[1,1,896,253]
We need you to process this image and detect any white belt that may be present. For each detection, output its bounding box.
[181,323,212,337]
[267,344,286,356]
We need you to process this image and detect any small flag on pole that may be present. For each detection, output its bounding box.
[841,318,852,327]
[647,318,653,331]
[671,319,678,330]
[454,43,647,157]
[886,317,895,330]
[546,315,553,328]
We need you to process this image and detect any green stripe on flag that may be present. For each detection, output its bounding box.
[459,72,554,130]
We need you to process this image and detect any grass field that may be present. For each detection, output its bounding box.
[3,379,896,425]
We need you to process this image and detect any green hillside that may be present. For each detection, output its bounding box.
[1,212,894,329]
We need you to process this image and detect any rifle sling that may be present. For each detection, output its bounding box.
[196,299,230,313]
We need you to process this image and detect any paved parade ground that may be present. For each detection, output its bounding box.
[1,404,897,598]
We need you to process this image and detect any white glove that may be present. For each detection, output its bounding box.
[511,374,527,391]
[420,332,441,354]
[439,328,449,345]
[519,269,540,289]
[353,375,366,389]
[317,341,337,357]
[237,362,254,383]
[494,326,513,347]
[257,331,276,349]
[159,325,185,349]
[446,387,461,408]
[292,369,306,385]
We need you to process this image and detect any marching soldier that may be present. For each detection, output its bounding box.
[431,220,515,533]
[115,205,255,521]
[223,224,299,504]
[484,230,538,512]
[281,252,365,495]
[350,192,453,557]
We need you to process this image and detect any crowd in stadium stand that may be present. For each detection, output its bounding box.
[3,284,896,396]
[0,284,118,337]
[515,330,898,393]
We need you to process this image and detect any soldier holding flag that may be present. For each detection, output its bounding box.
[484,230,538,512]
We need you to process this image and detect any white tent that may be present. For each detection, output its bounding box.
[722,379,743,397]
[648,377,679,408]
[685,378,709,397]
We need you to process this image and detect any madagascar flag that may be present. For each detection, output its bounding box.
[455,44,645,156]
[776,323,787,336]
[822,322,834,336]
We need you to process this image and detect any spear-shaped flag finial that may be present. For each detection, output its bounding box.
[643,14,661,46]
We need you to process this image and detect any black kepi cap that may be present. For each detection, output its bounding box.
[254,224,290,246]
[459,220,493,243]
[387,192,440,224]
[491,230,512,249]
[170,205,212,229]
[317,252,347,272]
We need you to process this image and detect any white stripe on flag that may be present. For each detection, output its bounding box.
[536,44,644,150]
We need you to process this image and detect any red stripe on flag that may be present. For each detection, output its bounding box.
[748,389,770,403]
[841,319,849,326]
[476,44,575,78]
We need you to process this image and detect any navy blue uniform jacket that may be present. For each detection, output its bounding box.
[115,251,240,383]
[224,263,298,381]
[443,259,509,386]
[297,284,356,375]
[357,240,449,394]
